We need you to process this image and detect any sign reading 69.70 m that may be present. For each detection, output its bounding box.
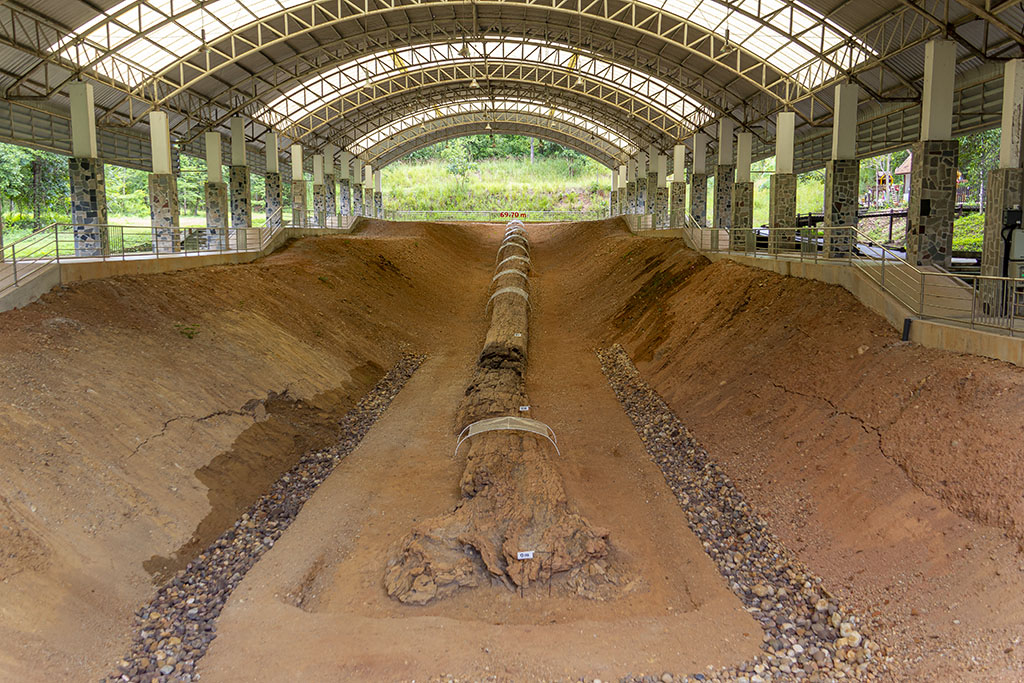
[499,211,526,219]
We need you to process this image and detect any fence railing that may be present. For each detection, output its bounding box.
[663,217,1024,337]
[383,209,604,222]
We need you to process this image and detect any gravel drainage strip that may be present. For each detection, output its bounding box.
[110,353,425,682]
[597,345,888,683]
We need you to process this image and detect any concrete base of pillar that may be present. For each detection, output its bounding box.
[291,179,308,228]
[981,167,1024,314]
[670,182,686,226]
[643,172,657,215]
[824,159,860,258]
[313,183,326,228]
[715,164,735,235]
[352,184,363,216]
[148,173,180,253]
[609,189,618,216]
[374,191,383,218]
[204,181,229,251]
[655,187,669,228]
[689,174,708,228]
[229,165,252,229]
[69,157,109,257]
[339,179,351,217]
[769,173,797,253]
[265,172,283,229]
[625,181,637,214]
[907,139,959,267]
[731,181,754,252]
[364,188,374,217]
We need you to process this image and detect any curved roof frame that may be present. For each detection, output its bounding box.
[350,97,634,157]
[266,60,712,151]
[368,114,623,169]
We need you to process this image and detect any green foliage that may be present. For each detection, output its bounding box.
[958,129,1000,204]
[173,322,200,339]
[0,142,69,225]
[953,212,986,251]
[440,138,476,181]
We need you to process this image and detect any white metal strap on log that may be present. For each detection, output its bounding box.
[455,416,559,457]
[492,268,529,282]
[505,227,526,236]
[502,235,530,249]
[496,242,529,260]
[487,285,530,309]
[496,255,530,270]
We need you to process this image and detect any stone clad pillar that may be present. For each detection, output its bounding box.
[633,152,646,214]
[374,169,383,218]
[731,132,755,252]
[68,82,108,257]
[769,112,797,253]
[364,163,374,217]
[339,151,352,218]
[312,154,326,228]
[646,144,659,217]
[655,154,669,227]
[352,159,364,216]
[148,111,180,253]
[228,118,251,249]
[670,144,686,227]
[203,132,228,250]
[264,132,282,230]
[625,159,638,214]
[824,82,861,258]
[981,59,1024,315]
[617,163,627,215]
[609,167,618,217]
[907,40,959,267]
[689,133,708,228]
[715,120,736,245]
[290,145,308,228]
[324,144,337,228]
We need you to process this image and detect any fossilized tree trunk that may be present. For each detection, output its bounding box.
[384,223,611,605]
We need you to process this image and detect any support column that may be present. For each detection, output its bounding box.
[688,133,708,228]
[824,82,861,258]
[264,132,282,230]
[714,120,735,246]
[617,163,627,215]
[981,59,1024,315]
[291,145,308,228]
[907,40,958,267]
[609,167,618,217]
[228,118,251,250]
[203,132,228,251]
[148,111,179,253]
[352,160,364,216]
[68,82,108,257]
[364,163,374,217]
[324,144,337,228]
[374,169,383,218]
[633,152,646,214]
[655,154,669,228]
[731,132,755,252]
[670,144,686,227]
[626,159,638,214]
[769,112,797,253]
[312,154,326,228]
[339,151,352,218]
[646,144,659,217]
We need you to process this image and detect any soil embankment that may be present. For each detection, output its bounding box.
[535,218,1024,681]
[0,221,489,680]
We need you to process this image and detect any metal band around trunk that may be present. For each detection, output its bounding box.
[492,268,529,281]
[487,286,529,308]
[497,254,530,268]
[497,242,529,259]
[455,416,559,457]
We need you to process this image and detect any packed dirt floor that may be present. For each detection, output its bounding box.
[1,217,1024,680]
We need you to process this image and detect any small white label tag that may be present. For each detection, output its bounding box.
[513,333,523,337]
[517,551,534,560]
[518,406,530,412]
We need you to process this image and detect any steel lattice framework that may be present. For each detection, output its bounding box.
[0,0,1019,170]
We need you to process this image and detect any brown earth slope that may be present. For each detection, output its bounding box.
[534,218,1024,681]
[0,221,491,680]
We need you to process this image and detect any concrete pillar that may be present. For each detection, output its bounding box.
[148,111,179,253]
[324,144,337,228]
[981,59,1024,314]
[312,154,326,228]
[374,169,383,218]
[626,159,638,214]
[715,119,736,245]
[265,132,282,230]
[689,133,708,228]
[824,83,861,258]
[203,132,228,251]
[655,154,669,228]
[670,144,686,226]
[339,150,352,217]
[352,159,364,216]
[646,144,659,217]
[228,118,251,250]
[769,111,797,253]
[617,163,627,215]
[609,167,618,217]
[907,40,959,267]
[364,163,374,218]
[291,145,308,228]
[731,131,755,252]
[68,82,108,257]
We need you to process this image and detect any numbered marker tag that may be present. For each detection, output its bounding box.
[517,551,534,560]
[514,333,523,337]
[518,406,530,412]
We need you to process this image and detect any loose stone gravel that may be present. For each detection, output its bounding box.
[109,354,425,683]
[597,345,888,683]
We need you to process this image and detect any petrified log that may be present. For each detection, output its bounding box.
[384,224,611,604]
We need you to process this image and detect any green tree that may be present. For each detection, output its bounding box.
[958,128,1000,205]
[441,138,475,182]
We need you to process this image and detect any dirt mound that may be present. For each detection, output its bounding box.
[529,218,1024,680]
[0,222,491,680]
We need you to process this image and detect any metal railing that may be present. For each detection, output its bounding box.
[0,223,60,293]
[663,216,1024,337]
[383,209,604,222]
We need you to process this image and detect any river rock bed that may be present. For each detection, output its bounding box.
[597,345,889,682]
[109,353,425,683]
